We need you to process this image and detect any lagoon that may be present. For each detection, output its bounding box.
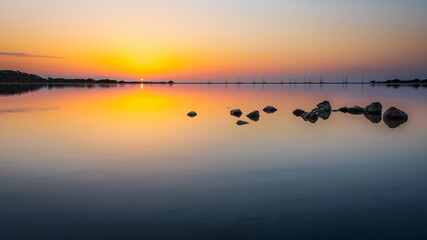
[0,84,426,239]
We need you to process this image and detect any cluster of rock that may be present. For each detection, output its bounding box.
[293,101,408,128]
[187,106,277,126]
[293,101,332,124]
[231,106,277,125]
[188,101,408,129]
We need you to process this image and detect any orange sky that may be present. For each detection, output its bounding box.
[1,0,427,81]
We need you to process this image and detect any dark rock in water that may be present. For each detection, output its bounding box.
[247,110,260,121]
[316,109,331,120]
[263,106,277,114]
[348,106,364,115]
[383,107,408,128]
[364,112,382,124]
[230,109,243,117]
[316,101,332,112]
[383,107,408,120]
[338,107,349,113]
[236,120,249,126]
[301,111,318,124]
[364,102,382,113]
[187,111,197,117]
[332,109,339,112]
[293,109,305,117]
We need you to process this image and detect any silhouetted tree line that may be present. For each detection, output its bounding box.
[0,70,124,83]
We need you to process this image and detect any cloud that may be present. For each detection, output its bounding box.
[0,52,62,59]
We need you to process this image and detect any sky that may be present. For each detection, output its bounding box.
[1,0,427,82]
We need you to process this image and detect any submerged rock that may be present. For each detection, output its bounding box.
[293,109,305,117]
[230,109,243,117]
[263,106,277,114]
[301,111,318,124]
[347,106,364,115]
[247,110,260,121]
[187,111,197,117]
[316,101,332,112]
[364,112,382,124]
[364,102,382,113]
[236,120,249,126]
[383,107,408,128]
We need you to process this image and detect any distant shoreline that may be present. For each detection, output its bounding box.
[1,70,426,86]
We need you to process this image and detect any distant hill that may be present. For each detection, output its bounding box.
[0,70,45,83]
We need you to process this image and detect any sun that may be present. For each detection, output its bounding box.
[140,78,144,81]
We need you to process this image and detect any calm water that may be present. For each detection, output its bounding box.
[1,84,426,240]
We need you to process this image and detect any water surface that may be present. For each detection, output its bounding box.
[0,84,426,239]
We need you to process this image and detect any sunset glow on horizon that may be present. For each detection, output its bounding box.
[1,0,427,82]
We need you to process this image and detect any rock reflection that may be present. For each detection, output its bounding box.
[364,112,382,124]
[0,84,44,96]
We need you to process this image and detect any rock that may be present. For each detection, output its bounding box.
[316,109,331,120]
[383,107,408,128]
[338,107,349,113]
[293,109,305,117]
[364,102,382,113]
[332,109,340,112]
[316,101,332,112]
[187,111,197,117]
[364,112,382,124]
[247,110,260,121]
[230,109,243,117]
[301,111,318,124]
[236,120,249,126]
[263,106,277,114]
[347,106,364,115]
[383,107,408,120]
[384,118,408,129]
